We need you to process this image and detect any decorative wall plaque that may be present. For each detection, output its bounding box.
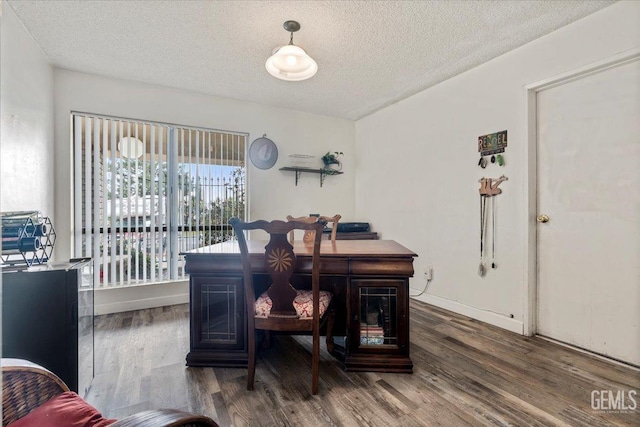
[478,130,507,156]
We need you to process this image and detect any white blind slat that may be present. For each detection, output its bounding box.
[73,117,83,257]
[150,125,156,283]
[92,117,100,287]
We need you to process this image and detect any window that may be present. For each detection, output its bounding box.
[72,113,246,287]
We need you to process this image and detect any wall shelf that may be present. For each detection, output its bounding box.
[279,167,343,187]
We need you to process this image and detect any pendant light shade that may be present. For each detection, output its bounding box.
[118,137,145,159]
[266,21,317,82]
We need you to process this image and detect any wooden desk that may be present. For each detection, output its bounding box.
[183,240,416,373]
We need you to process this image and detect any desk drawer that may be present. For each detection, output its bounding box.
[294,257,349,275]
[349,258,414,276]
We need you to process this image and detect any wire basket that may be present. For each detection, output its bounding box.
[288,154,316,169]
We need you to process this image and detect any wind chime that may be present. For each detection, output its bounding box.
[478,175,508,277]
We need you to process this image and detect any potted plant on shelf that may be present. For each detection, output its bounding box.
[321,151,343,174]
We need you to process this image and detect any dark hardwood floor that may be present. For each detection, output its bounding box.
[85,300,639,426]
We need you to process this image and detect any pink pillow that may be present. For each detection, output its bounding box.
[7,391,116,427]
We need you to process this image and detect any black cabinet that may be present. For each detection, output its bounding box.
[2,263,94,395]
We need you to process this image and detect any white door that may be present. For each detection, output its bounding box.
[536,57,640,367]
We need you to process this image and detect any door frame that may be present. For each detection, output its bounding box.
[522,48,640,336]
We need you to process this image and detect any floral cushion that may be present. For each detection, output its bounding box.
[255,289,332,318]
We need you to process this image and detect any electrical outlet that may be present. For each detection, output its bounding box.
[424,266,433,281]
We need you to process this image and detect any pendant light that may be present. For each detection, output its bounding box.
[118,136,145,159]
[265,20,317,82]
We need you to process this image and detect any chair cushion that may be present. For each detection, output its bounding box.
[255,289,332,318]
[7,391,116,427]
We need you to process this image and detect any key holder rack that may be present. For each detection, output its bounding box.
[478,175,508,196]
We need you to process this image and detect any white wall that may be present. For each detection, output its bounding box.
[355,1,640,333]
[0,3,54,216]
[53,70,355,312]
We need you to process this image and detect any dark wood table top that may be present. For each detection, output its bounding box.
[183,239,417,258]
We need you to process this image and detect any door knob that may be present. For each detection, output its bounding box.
[537,214,550,223]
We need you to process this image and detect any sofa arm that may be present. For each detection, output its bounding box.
[2,358,70,426]
[2,358,219,427]
[111,409,219,427]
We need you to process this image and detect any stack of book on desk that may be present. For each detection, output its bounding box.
[360,324,384,345]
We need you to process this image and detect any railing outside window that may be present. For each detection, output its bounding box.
[73,113,246,287]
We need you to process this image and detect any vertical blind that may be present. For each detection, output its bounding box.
[73,113,246,287]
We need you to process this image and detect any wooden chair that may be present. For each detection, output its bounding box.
[2,358,219,427]
[286,214,341,242]
[229,217,333,395]
[319,214,341,241]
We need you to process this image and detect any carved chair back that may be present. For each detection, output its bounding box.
[286,214,341,243]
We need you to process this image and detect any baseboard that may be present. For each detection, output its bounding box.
[412,293,524,334]
[94,281,189,315]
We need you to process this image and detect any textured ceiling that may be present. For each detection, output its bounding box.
[7,0,614,121]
